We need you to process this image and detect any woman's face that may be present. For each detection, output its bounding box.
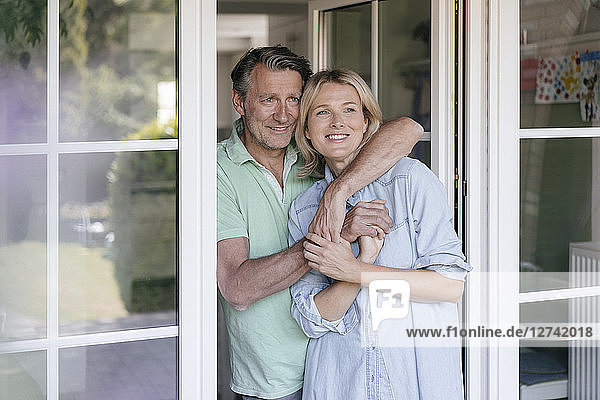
[305,82,368,169]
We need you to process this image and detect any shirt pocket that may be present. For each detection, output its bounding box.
[376,218,413,269]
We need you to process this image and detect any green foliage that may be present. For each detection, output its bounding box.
[107,119,177,313]
[1,0,46,47]
[0,0,72,58]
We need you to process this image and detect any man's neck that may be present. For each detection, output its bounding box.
[240,132,286,188]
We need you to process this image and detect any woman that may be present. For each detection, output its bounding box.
[288,69,472,400]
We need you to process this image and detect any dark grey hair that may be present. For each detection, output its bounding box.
[231,45,312,100]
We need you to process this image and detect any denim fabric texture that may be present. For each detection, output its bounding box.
[289,158,472,400]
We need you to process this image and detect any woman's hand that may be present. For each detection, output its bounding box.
[358,227,385,264]
[303,233,362,283]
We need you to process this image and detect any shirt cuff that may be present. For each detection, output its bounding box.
[414,254,473,281]
[291,286,359,336]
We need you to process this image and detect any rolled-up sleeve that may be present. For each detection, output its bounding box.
[408,163,473,281]
[290,270,359,338]
[288,199,359,338]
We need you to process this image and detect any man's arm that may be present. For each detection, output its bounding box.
[310,117,423,242]
[217,237,310,311]
[217,205,390,311]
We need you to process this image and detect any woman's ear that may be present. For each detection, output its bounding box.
[363,117,369,134]
[232,90,245,116]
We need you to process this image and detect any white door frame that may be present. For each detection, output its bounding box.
[179,0,217,398]
[464,0,521,398]
[464,0,489,397]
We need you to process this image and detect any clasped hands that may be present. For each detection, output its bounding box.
[305,197,390,283]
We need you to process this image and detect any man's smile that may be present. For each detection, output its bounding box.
[268,125,293,133]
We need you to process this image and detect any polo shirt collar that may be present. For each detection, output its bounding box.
[225,119,253,165]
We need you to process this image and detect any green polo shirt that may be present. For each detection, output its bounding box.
[217,119,316,398]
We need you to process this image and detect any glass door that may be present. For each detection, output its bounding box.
[309,0,457,197]
[497,0,600,397]
[0,0,180,398]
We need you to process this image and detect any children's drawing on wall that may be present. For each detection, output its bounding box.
[535,53,581,104]
[534,50,600,123]
[580,51,600,122]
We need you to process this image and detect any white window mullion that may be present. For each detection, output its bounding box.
[0,140,179,156]
[179,0,216,398]
[0,327,178,354]
[47,150,59,400]
[47,0,60,398]
[519,128,600,139]
[496,0,520,398]
[519,286,600,304]
[464,0,488,396]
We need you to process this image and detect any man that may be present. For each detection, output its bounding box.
[217,46,423,400]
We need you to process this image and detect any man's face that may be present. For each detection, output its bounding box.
[232,64,303,152]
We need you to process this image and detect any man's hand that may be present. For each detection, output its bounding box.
[340,199,392,243]
[303,233,362,283]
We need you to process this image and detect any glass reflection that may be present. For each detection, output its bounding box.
[520,298,600,399]
[59,0,176,141]
[324,3,371,87]
[520,138,600,291]
[0,351,46,400]
[409,140,431,168]
[520,0,600,128]
[59,338,176,400]
[0,155,46,341]
[0,4,46,144]
[379,0,431,130]
[59,151,176,335]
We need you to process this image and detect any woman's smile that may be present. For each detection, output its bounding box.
[325,133,350,141]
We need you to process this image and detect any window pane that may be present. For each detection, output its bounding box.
[59,0,177,141]
[409,140,431,168]
[59,151,176,335]
[0,155,46,341]
[0,5,46,144]
[0,351,46,399]
[520,0,600,128]
[59,338,176,399]
[379,0,430,130]
[520,298,599,399]
[520,138,600,292]
[324,3,371,87]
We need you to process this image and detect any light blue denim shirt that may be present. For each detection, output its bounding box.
[288,158,472,400]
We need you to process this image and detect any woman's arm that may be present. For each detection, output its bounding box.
[303,233,464,304]
[313,281,361,322]
[289,199,360,336]
[358,264,464,303]
[313,234,383,321]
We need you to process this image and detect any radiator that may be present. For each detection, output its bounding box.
[569,241,600,400]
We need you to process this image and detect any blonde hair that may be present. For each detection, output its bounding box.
[295,69,383,178]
